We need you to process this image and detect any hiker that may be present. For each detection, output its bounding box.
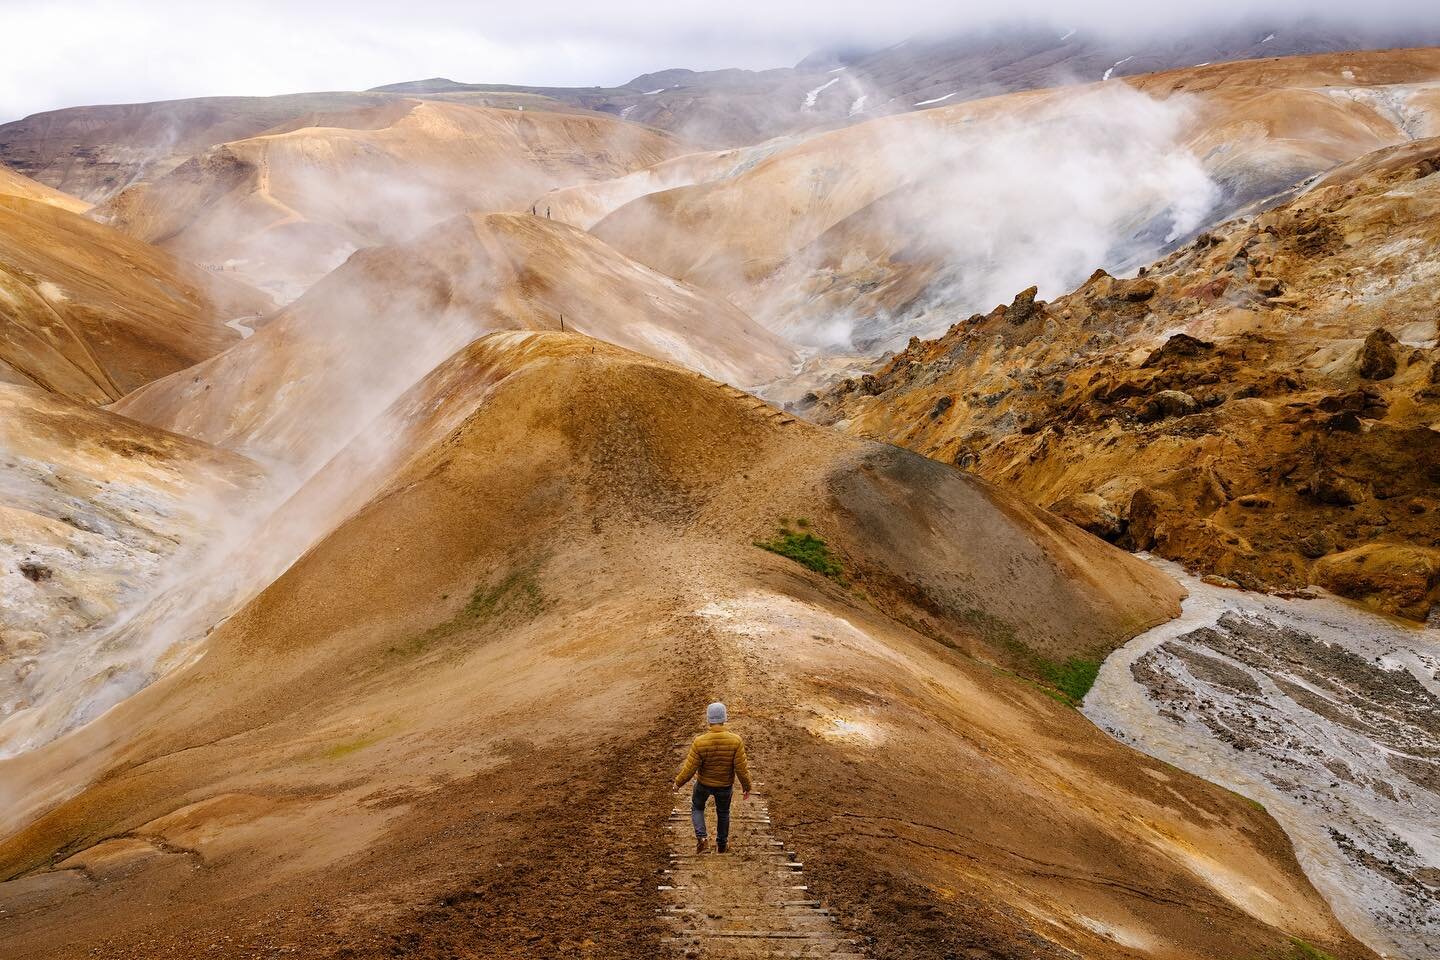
[673,702,752,854]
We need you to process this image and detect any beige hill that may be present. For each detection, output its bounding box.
[533,136,796,229]
[815,136,1440,620]
[0,92,404,203]
[96,99,686,300]
[0,176,271,404]
[0,163,88,214]
[0,333,1377,960]
[113,213,797,471]
[1126,48,1440,198]
[588,48,1440,348]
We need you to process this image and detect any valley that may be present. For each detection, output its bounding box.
[0,16,1437,960]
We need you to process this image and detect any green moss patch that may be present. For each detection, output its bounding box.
[990,628,1103,707]
[390,564,546,659]
[1287,939,1337,960]
[1037,656,1102,706]
[755,521,845,583]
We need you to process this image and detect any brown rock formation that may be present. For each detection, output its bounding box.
[816,137,1440,619]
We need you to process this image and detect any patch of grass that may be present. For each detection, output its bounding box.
[1244,937,1343,960]
[1037,656,1102,706]
[985,623,1102,707]
[1225,786,1268,813]
[389,565,546,659]
[755,523,845,583]
[1287,939,1337,960]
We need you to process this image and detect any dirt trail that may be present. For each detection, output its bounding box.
[661,785,867,959]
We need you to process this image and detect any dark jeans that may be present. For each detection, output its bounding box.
[691,782,733,846]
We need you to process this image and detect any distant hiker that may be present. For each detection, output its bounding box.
[546,205,551,219]
[673,702,752,854]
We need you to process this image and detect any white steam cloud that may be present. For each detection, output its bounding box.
[757,84,1219,350]
[0,105,749,766]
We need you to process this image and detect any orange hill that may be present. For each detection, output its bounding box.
[0,163,88,214]
[0,181,271,404]
[814,136,1440,620]
[0,332,1374,960]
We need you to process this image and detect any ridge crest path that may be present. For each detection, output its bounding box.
[659,785,869,959]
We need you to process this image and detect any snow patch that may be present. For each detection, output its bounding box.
[802,77,840,110]
[642,88,665,95]
[848,95,867,117]
[1261,33,1276,43]
[1102,56,1134,82]
[1059,28,1076,41]
[914,92,957,107]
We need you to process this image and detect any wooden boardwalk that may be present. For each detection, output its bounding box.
[658,791,866,959]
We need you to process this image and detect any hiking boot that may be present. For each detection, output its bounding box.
[695,836,708,854]
[716,841,727,854]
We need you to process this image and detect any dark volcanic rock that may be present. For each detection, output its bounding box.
[1140,389,1200,422]
[1358,328,1399,380]
[1004,286,1043,325]
[1143,333,1215,367]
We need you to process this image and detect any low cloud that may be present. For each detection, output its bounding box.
[3,0,1437,121]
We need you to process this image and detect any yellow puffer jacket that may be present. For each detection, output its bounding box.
[674,725,752,791]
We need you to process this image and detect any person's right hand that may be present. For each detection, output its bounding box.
[743,790,751,801]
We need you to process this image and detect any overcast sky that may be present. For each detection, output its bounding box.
[1,0,1434,122]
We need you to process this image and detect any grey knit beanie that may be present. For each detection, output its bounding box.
[706,701,727,724]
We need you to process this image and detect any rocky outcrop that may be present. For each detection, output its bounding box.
[815,138,1440,620]
[1358,328,1399,380]
[1140,389,1200,421]
[1143,333,1214,367]
[1048,492,1126,542]
[1314,544,1440,620]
